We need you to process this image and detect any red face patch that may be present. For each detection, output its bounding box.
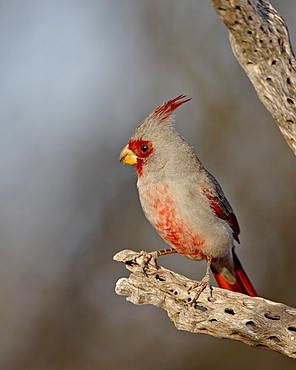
[128,139,153,177]
[128,139,153,158]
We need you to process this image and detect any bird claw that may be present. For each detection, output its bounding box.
[187,275,212,305]
[131,250,160,275]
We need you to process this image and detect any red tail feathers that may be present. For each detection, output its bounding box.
[211,251,257,297]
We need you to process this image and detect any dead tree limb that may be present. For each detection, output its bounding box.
[114,249,296,359]
[208,0,296,154]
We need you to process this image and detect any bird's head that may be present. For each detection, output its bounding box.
[119,95,192,177]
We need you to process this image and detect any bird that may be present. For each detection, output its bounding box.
[119,95,257,298]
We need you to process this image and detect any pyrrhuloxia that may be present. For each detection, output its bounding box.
[119,95,257,298]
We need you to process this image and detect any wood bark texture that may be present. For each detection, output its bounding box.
[209,0,296,154]
[114,249,296,359]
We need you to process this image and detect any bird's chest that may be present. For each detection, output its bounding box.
[138,181,206,260]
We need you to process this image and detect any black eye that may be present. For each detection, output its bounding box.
[140,144,149,153]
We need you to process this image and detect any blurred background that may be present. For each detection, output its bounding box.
[1,0,296,369]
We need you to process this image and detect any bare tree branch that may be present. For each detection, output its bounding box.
[114,249,296,359]
[208,0,296,154]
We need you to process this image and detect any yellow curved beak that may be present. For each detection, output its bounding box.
[119,145,138,165]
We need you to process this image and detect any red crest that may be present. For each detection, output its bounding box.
[153,95,191,120]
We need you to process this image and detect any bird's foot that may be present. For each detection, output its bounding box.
[121,248,177,275]
[131,250,161,275]
[187,274,212,305]
[187,255,213,305]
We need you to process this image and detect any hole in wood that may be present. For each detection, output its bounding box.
[264,312,280,321]
[195,305,207,312]
[287,98,294,104]
[155,274,165,281]
[248,30,252,34]
[287,78,291,84]
[225,308,235,315]
[246,321,255,327]
[288,326,296,332]
[256,344,269,349]
[236,6,241,11]
[231,332,239,335]
[266,77,272,82]
[209,318,217,322]
[249,16,253,21]
[125,260,135,266]
[271,60,277,65]
[268,336,280,341]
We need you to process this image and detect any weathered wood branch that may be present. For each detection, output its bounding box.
[208,0,296,154]
[114,249,296,359]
